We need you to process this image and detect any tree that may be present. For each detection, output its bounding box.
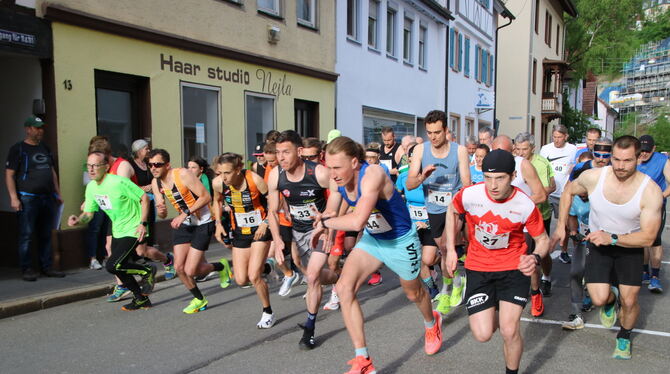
[565,0,643,79]
[646,109,670,151]
[562,93,593,143]
[638,10,670,44]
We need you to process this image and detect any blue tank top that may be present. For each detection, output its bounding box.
[396,170,428,224]
[638,152,667,193]
[421,141,462,214]
[339,163,413,240]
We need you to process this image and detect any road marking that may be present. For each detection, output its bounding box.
[550,252,560,260]
[520,317,670,337]
[663,261,670,265]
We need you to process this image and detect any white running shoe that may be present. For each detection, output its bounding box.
[301,274,308,285]
[257,312,276,329]
[278,272,300,297]
[89,258,103,270]
[323,288,340,311]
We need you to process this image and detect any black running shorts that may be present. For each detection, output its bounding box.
[173,221,215,251]
[585,243,644,286]
[232,227,272,248]
[464,269,530,315]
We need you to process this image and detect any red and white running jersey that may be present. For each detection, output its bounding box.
[452,183,545,272]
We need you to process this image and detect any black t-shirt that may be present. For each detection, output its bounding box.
[130,158,153,187]
[277,160,326,233]
[5,141,55,195]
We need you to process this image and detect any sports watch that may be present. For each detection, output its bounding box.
[610,233,618,246]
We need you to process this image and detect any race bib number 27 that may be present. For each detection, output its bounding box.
[475,228,510,250]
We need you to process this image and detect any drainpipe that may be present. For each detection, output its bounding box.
[445,0,451,114]
[493,9,514,136]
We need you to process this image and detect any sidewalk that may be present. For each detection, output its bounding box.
[0,243,231,319]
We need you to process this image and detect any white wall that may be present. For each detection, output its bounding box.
[0,54,43,212]
[336,0,447,142]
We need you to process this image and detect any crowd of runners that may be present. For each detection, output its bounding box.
[63,109,668,373]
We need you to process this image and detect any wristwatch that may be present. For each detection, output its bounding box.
[141,221,149,227]
[610,233,618,246]
[532,253,542,266]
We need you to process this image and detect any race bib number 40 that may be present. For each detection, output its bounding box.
[427,189,452,207]
[475,227,510,250]
[289,203,317,220]
[366,212,392,234]
[94,194,113,210]
[408,205,427,221]
[235,210,262,228]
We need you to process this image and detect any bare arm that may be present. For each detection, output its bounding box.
[5,169,20,211]
[662,159,670,199]
[522,159,547,204]
[545,177,556,195]
[457,145,472,187]
[116,160,134,179]
[405,143,425,190]
[180,168,211,212]
[554,171,595,242]
[151,178,168,219]
[51,168,62,202]
[519,232,550,276]
[266,167,285,256]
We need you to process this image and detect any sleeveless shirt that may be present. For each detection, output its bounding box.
[421,141,462,214]
[277,160,326,233]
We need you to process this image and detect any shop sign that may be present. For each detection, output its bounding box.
[0,28,36,47]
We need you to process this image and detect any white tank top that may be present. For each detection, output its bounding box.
[512,156,532,196]
[588,166,650,235]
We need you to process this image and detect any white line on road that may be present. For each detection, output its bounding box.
[550,252,560,260]
[663,261,670,265]
[520,317,670,337]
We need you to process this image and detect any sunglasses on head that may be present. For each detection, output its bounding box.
[593,152,611,159]
[302,155,319,161]
[148,162,166,168]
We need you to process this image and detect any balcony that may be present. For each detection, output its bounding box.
[542,92,562,120]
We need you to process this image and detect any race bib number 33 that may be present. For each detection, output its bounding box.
[289,203,317,220]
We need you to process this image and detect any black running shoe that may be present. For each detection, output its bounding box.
[298,324,316,350]
[140,264,158,295]
[122,296,152,311]
[541,280,552,297]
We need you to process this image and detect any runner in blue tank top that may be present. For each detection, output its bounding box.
[311,136,443,374]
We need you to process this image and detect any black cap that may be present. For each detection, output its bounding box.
[640,135,655,152]
[482,150,515,174]
[253,143,264,156]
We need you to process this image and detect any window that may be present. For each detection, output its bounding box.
[545,11,552,46]
[449,29,455,69]
[258,0,280,16]
[297,0,316,28]
[474,44,480,81]
[418,25,427,69]
[386,7,396,55]
[477,0,490,8]
[449,115,461,143]
[488,53,494,86]
[466,118,475,138]
[403,16,413,63]
[556,24,560,55]
[481,50,488,84]
[347,0,359,39]
[295,99,319,138]
[368,0,379,48]
[458,33,463,72]
[245,93,275,161]
[534,0,540,34]
[464,37,470,76]
[363,107,415,144]
[531,116,536,136]
[181,83,220,164]
[450,29,462,72]
[532,58,537,94]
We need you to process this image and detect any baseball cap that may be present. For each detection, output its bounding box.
[131,139,149,153]
[253,143,264,156]
[327,129,342,144]
[24,115,45,128]
[640,135,655,152]
[482,149,515,174]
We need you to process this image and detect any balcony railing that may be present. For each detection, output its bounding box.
[542,93,562,114]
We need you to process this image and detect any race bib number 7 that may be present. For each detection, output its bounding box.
[475,227,510,250]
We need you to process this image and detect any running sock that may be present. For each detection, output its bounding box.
[643,264,650,274]
[305,312,317,330]
[355,347,369,359]
[506,368,519,374]
[530,289,540,296]
[572,302,582,316]
[422,276,436,289]
[211,262,224,272]
[424,318,436,329]
[651,268,660,278]
[541,274,551,281]
[164,256,173,266]
[189,286,204,300]
[263,306,273,315]
[617,327,632,340]
[263,263,272,275]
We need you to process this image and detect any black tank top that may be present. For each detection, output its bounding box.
[130,158,153,187]
[380,142,400,182]
[277,160,326,233]
[256,162,267,180]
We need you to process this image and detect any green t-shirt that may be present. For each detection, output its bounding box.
[531,154,555,220]
[84,173,145,239]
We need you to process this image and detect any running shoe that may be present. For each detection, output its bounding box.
[301,274,308,285]
[424,310,443,355]
[298,324,316,350]
[219,258,233,288]
[107,285,131,302]
[257,312,276,329]
[559,252,572,264]
[562,314,585,330]
[436,294,451,315]
[599,287,619,328]
[367,272,383,286]
[195,271,218,282]
[648,277,663,293]
[89,258,103,270]
[121,296,152,311]
[183,297,208,314]
[642,272,651,285]
[344,356,377,374]
[323,288,340,311]
[140,264,157,295]
[240,282,253,289]
[530,291,544,317]
[278,272,300,297]
[612,338,632,360]
[428,286,440,301]
[450,272,466,307]
[541,279,552,297]
[582,295,593,312]
[163,252,176,280]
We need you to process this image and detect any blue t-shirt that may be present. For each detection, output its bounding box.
[470,165,484,184]
[638,152,667,193]
[396,171,428,224]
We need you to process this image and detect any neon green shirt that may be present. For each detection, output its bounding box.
[84,173,145,239]
[531,154,555,220]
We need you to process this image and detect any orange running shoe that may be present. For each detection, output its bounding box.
[531,291,544,317]
[367,272,383,286]
[343,355,377,374]
[424,310,443,355]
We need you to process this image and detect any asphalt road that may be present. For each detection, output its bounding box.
[1,245,668,374]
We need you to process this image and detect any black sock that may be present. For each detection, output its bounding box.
[643,264,650,274]
[263,263,272,275]
[211,262,224,272]
[530,288,540,295]
[651,268,660,278]
[617,327,632,340]
[305,312,317,330]
[263,306,273,315]
[506,368,518,374]
[189,286,204,300]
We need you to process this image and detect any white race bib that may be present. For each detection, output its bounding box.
[94,194,113,210]
[366,212,392,234]
[289,203,317,220]
[380,159,393,171]
[579,222,590,236]
[408,204,428,221]
[552,161,570,175]
[235,210,262,228]
[475,227,510,250]
[427,189,452,207]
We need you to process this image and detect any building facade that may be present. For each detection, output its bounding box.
[335,0,452,144]
[495,0,576,144]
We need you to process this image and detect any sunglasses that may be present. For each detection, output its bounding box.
[302,155,320,161]
[148,162,166,168]
[86,163,107,169]
[593,152,611,159]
